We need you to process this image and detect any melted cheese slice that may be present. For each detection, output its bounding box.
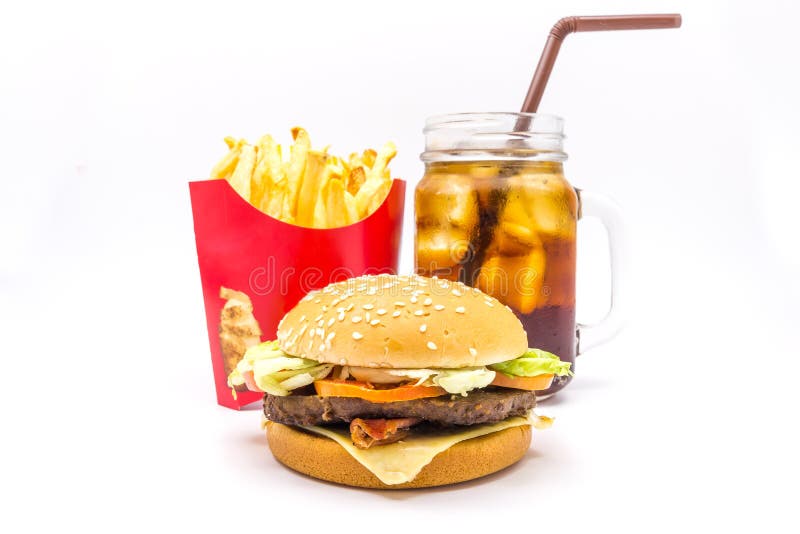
[301,413,552,485]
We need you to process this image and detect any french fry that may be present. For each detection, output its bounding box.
[284,127,310,220]
[355,177,392,218]
[267,176,289,221]
[279,159,294,222]
[250,149,267,210]
[345,166,366,196]
[354,142,396,217]
[296,152,329,226]
[229,143,256,202]
[312,196,327,228]
[328,156,347,180]
[362,148,377,169]
[210,138,244,180]
[348,152,363,170]
[323,178,348,227]
[368,142,397,181]
[257,136,284,216]
[343,191,359,224]
[251,134,278,212]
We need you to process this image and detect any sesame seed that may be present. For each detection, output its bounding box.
[456,306,466,314]
[419,324,427,333]
[314,314,323,322]
[370,319,380,326]
[469,347,477,357]
[322,305,328,312]
[365,312,371,322]
[392,310,401,318]
[414,310,424,316]
[339,358,347,365]
[352,332,363,340]
[299,315,306,322]
[309,329,315,338]
[485,300,495,307]
[452,289,462,297]
[427,341,437,350]
[394,301,405,307]
[327,317,335,327]
[338,311,345,322]
[410,296,418,304]
[316,328,324,336]
[423,297,432,306]
[434,304,445,311]
[376,308,387,316]
[346,303,354,311]
[319,344,326,352]
[352,316,362,323]
[317,319,325,327]
[326,332,336,342]
[362,304,374,310]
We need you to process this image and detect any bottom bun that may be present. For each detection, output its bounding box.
[266,421,532,489]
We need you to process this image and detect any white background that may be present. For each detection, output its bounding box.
[1,0,798,532]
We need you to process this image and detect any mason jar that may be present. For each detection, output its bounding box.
[415,112,624,397]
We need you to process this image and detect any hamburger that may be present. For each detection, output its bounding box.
[227,274,571,488]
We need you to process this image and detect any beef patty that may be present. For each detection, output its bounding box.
[263,387,536,427]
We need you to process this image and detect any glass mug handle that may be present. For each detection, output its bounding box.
[575,189,628,354]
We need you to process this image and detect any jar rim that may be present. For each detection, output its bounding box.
[421,112,566,163]
[424,112,564,134]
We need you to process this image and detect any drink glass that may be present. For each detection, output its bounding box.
[415,113,624,397]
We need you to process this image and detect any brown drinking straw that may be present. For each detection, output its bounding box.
[464,14,681,287]
[520,14,682,114]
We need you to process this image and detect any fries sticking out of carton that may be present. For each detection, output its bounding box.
[210,128,397,228]
[191,127,405,408]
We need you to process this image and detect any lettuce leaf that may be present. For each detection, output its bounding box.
[432,367,496,396]
[489,348,572,378]
[227,340,333,395]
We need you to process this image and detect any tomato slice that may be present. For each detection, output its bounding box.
[490,373,554,391]
[314,379,447,403]
[243,370,262,392]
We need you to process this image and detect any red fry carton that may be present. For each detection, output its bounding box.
[189,178,406,409]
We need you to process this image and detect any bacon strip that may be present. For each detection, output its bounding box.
[349,418,420,449]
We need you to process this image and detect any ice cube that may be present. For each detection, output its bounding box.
[416,228,471,273]
[475,250,545,314]
[495,221,543,256]
[523,176,578,239]
[415,175,478,230]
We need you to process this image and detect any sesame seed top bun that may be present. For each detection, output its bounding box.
[276,274,528,369]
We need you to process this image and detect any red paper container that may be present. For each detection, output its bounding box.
[189,178,406,409]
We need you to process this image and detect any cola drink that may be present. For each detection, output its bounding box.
[415,159,577,396]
